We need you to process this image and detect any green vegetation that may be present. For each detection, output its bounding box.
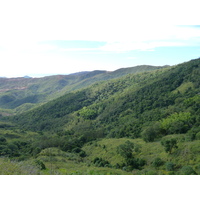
[0,66,160,113]
[161,138,178,154]
[0,58,199,174]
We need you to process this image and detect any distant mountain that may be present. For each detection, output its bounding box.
[68,71,90,76]
[0,65,163,113]
[23,76,32,79]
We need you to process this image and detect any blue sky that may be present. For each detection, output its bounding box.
[0,0,200,77]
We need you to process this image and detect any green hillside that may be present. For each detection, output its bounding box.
[0,58,200,175]
[0,65,160,114]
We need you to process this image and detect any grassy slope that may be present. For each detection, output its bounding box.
[82,137,200,175]
[1,136,199,175]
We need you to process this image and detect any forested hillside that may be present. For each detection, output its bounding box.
[0,58,200,175]
[0,65,161,115]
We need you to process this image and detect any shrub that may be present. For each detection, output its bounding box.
[79,150,87,158]
[141,126,157,142]
[165,162,175,171]
[79,107,97,120]
[160,112,193,135]
[93,157,111,167]
[179,166,197,175]
[196,132,200,140]
[161,138,178,154]
[152,157,164,168]
[34,159,46,170]
[72,147,82,153]
[141,123,161,142]
[0,137,7,144]
[117,140,134,159]
[185,127,200,141]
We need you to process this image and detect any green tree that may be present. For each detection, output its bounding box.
[79,107,97,120]
[160,112,193,135]
[0,137,7,144]
[152,157,164,169]
[165,162,175,171]
[179,166,197,175]
[117,141,145,170]
[161,138,178,154]
[34,159,46,170]
[117,140,135,159]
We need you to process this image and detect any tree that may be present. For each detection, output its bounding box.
[117,141,145,170]
[179,166,197,175]
[165,162,175,171]
[117,140,135,159]
[34,159,46,170]
[0,137,7,144]
[160,112,193,135]
[152,157,164,169]
[141,123,161,142]
[79,107,97,120]
[161,138,178,154]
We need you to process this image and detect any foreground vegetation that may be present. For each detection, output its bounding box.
[0,58,199,174]
[0,136,199,175]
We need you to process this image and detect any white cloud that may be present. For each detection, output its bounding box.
[1,25,200,54]
[0,0,199,42]
[127,57,136,60]
[60,48,99,52]
[0,50,115,77]
[0,0,200,76]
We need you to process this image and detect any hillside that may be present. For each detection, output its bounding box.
[0,65,161,114]
[0,58,200,175]
[12,59,200,134]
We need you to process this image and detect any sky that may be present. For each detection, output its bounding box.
[0,0,200,77]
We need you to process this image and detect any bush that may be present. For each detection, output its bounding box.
[152,157,164,168]
[161,138,178,154]
[117,140,134,159]
[141,123,162,142]
[160,112,193,135]
[79,107,97,120]
[79,150,87,158]
[179,166,197,175]
[196,132,200,140]
[93,157,111,167]
[165,162,175,171]
[0,137,7,144]
[141,126,157,142]
[72,147,82,153]
[185,127,200,141]
[34,159,46,170]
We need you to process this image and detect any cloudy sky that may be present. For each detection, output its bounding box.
[0,0,200,77]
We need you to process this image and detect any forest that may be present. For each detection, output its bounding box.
[0,58,199,175]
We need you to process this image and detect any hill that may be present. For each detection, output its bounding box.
[12,59,200,134]
[0,58,200,175]
[0,65,161,114]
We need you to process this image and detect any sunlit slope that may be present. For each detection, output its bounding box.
[0,65,161,113]
[12,58,200,137]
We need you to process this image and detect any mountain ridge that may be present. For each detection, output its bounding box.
[12,58,200,133]
[0,58,200,175]
[0,65,163,113]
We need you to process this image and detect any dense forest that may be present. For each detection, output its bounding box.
[0,58,199,175]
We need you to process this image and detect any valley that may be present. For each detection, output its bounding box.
[0,59,199,175]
